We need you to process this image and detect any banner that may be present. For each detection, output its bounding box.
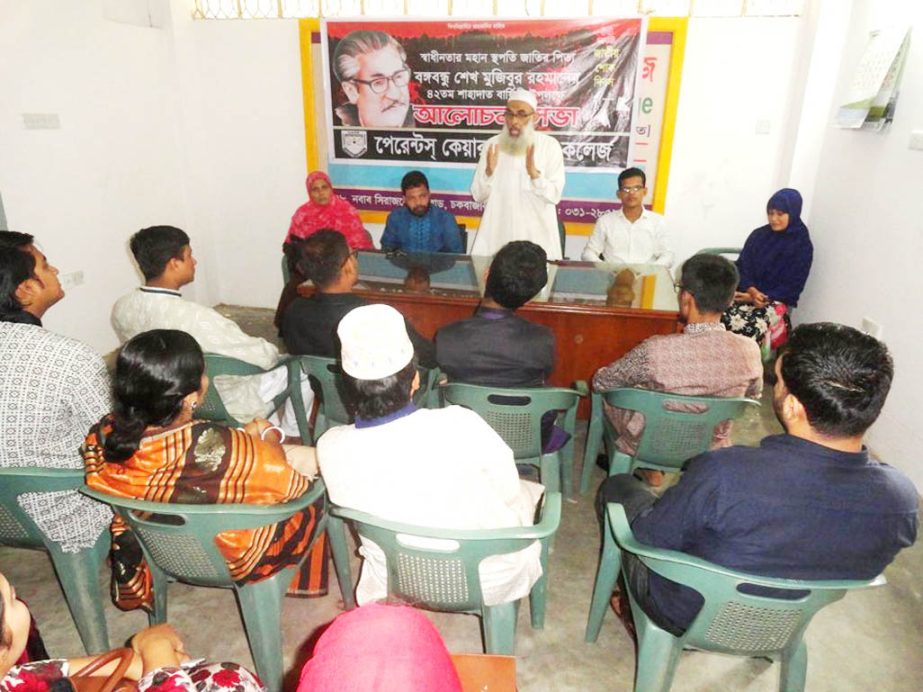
[323,18,643,170]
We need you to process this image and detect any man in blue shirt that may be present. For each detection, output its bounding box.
[381,171,464,254]
[598,322,918,635]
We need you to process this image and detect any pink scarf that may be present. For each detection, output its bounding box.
[298,604,462,691]
[286,171,371,249]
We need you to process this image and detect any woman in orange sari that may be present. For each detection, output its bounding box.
[83,329,326,612]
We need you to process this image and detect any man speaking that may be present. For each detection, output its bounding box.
[470,89,565,260]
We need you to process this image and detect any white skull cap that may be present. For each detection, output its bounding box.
[507,88,538,110]
[338,304,414,380]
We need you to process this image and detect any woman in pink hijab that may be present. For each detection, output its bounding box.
[276,171,373,327]
[298,604,462,692]
[286,171,372,248]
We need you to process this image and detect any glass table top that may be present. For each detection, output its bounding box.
[354,250,679,312]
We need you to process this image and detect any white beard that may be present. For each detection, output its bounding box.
[497,121,535,156]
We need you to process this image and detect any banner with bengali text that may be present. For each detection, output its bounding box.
[323,18,643,170]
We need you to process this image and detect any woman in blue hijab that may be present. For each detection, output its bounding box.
[721,188,813,347]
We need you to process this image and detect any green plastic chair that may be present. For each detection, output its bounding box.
[416,364,444,409]
[281,253,291,285]
[580,388,760,494]
[292,355,443,443]
[695,246,742,259]
[440,383,583,497]
[292,355,354,443]
[198,353,310,439]
[0,467,110,654]
[81,482,328,692]
[327,492,561,655]
[587,504,885,691]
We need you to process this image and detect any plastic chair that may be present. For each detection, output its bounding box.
[327,492,561,655]
[457,222,469,254]
[557,218,568,259]
[81,482,328,692]
[580,388,759,494]
[440,383,584,497]
[587,503,885,691]
[0,467,110,654]
[198,353,308,437]
[695,246,742,259]
[416,364,444,409]
[292,355,443,443]
[281,253,291,285]
[292,355,354,443]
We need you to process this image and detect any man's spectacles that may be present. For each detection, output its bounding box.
[349,67,411,94]
[341,249,359,268]
[673,281,690,294]
[504,108,535,121]
[619,185,645,194]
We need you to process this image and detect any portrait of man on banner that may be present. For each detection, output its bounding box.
[332,29,415,129]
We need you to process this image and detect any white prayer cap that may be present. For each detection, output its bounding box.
[338,304,414,380]
[507,88,537,110]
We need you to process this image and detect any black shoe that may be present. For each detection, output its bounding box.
[595,453,609,472]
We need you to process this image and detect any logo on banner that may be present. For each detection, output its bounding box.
[341,130,368,158]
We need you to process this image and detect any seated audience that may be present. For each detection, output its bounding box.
[436,240,553,387]
[277,171,372,325]
[0,571,263,692]
[592,253,763,485]
[317,304,544,606]
[112,225,305,435]
[281,230,435,365]
[598,323,918,636]
[721,187,813,347]
[581,167,672,267]
[298,603,462,692]
[83,329,326,606]
[381,170,464,254]
[0,232,111,554]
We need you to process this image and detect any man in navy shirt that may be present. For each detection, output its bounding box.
[436,240,553,388]
[599,322,918,635]
[381,171,463,254]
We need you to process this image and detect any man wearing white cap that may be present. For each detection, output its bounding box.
[470,89,566,260]
[317,303,545,606]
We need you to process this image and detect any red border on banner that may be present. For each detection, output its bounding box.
[326,18,642,42]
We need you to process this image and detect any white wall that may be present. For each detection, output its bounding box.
[798,0,923,487]
[661,17,803,267]
[0,0,191,353]
[168,10,308,310]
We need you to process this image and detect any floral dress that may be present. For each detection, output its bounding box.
[1,659,265,692]
[721,301,790,347]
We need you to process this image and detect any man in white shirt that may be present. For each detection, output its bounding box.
[318,304,544,606]
[581,167,672,267]
[470,88,565,260]
[111,225,305,433]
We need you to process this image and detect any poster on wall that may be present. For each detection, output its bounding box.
[836,26,911,131]
[322,18,643,170]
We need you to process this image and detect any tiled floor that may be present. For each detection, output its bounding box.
[4,307,921,691]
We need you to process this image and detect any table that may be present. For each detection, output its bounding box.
[299,251,680,415]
